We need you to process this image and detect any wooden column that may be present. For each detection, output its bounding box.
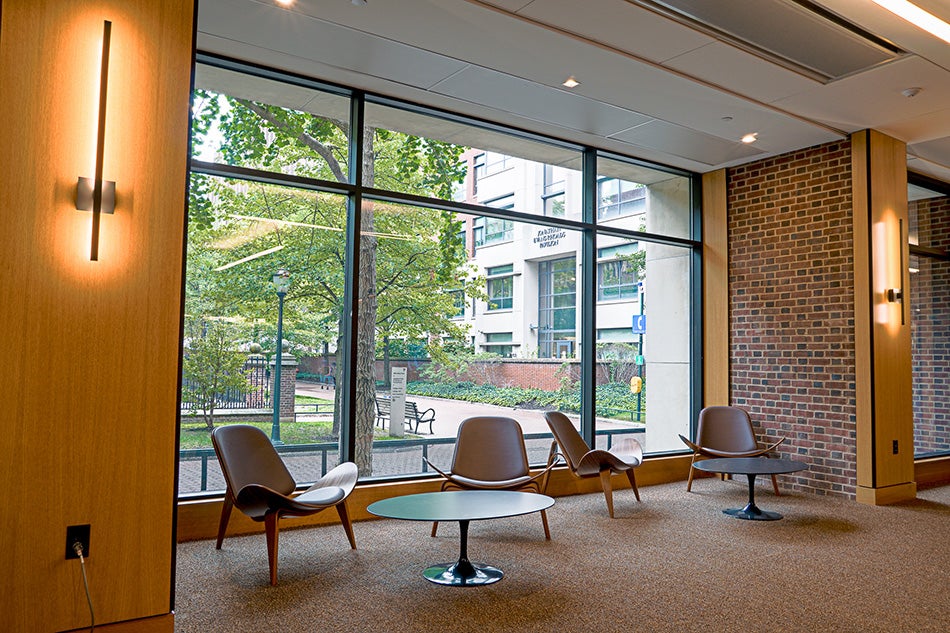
[851,130,916,505]
[0,1,195,630]
[702,169,729,406]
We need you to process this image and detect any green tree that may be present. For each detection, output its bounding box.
[188,90,474,474]
[182,320,252,431]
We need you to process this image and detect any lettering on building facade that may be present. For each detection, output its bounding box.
[533,226,567,249]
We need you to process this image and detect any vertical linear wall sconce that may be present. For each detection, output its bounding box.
[76,20,115,261]
[885,219,905,325]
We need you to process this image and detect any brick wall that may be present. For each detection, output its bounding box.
[728,140,857,497]
[910,194,950,454]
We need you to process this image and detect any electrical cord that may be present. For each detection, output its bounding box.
[72,541,96,632]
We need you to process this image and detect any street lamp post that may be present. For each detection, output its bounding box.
[271,269,291,444]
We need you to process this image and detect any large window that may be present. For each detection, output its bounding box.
[180,55,699,494]
[908,176,950,458]
[487,264,514,311]
[538,257,577,358]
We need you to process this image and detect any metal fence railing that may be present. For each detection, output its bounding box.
[181,356,270,411]
[178,426,645,496]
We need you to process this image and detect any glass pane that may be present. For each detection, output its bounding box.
[359,203,581,479]
[909,184,950,457]
[598,237,643,302]
[179,174,347,494]
[193,63,350,181]
[597,156,692,239]
[365,101,583,218]
[595,236,691,454]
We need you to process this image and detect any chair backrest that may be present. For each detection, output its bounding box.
[696,406,759,453]
[451,416,530,481]
[211,425,296,498]
[544,411,590,471]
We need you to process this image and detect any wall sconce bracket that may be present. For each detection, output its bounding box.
[886,288,903,303]
[76,177,116,214]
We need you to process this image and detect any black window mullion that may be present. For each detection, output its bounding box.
[338,91,365,464]
[581,148,597,445]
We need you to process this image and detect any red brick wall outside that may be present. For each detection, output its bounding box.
[727,140,857,497]
[910,195,950,455]
[369,358,624,391]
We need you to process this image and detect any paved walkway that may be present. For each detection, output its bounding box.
[178,382,646,495]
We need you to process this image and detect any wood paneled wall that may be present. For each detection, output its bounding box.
[851,130,917,504]
[0,1,194,631]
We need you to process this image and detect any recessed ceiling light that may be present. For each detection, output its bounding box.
[562,76,580,88]
[902,86,922,98]
[741,133,758,144]
[275,0,294,6]
[870,0,950,45]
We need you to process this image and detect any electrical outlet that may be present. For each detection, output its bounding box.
[65,524,91,560]
[892,440,899,455]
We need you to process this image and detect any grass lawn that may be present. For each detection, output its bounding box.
[179,392,411,449]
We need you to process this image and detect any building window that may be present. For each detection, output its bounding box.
[538,257,576,358]
[475,214,514,248]
[542,164,566,217]
[448,289,466,319]
[597,243,641,301]
[598,177,645,220]
[483,332,514,357]
[487,264,514,311]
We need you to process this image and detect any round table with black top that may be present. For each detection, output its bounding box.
[367,490,554,586]
[693,457,807,521]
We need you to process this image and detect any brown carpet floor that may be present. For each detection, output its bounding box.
[174,481,950,633]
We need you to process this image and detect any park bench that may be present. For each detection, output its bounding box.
[374,396,436,434]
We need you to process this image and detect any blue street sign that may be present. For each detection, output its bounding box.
[632,314,646,334]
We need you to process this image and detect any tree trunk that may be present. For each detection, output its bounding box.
[353,127,378,474]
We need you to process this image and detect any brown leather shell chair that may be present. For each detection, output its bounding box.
[211,424,358,585]
[544,411,643,518]
[679,405,786,495]
[424,416,557,539]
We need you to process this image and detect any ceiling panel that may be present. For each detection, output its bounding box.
[636,0,903,80]
[610,119,765,166]
[663,41,820,104]
[515,0,713,63]
[430,66,653,137]
[197,1,468,91]
[774,56,950,134]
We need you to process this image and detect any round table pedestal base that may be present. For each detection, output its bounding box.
[724,504,783,521]
[423,560,503,586]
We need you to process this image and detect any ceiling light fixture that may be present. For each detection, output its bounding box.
[562,76,580,88]
[741,132,758,144]
[351,0,368,6]
[870,0,950,44]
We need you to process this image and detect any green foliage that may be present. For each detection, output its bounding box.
[182,320,254,430]
[406,380,644,418]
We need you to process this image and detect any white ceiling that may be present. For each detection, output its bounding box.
[196,0,950,182]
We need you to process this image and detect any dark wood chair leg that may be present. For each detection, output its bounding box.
[540,509,551,540]
[625,469,641,502]
[264,512,280,586]
[336,501,357,549]
[430,521,439,537]
[599,469,615,518]
[686,454,699,492]
[770,473,780,496]
[215,494,233,550]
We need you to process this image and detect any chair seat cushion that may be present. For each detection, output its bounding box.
[295,485,345,506]
[449,474,532,489]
